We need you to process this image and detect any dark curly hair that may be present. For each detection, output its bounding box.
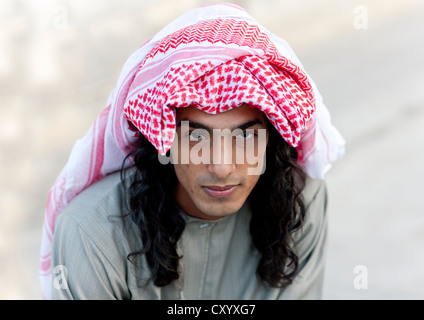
[120,119,306,288]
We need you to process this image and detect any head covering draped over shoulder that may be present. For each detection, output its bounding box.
[40,3,345,299]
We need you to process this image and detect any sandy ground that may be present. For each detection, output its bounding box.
[1,0,423,299]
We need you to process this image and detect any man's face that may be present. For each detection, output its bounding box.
[170,104,269,220]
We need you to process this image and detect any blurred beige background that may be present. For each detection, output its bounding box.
[1,0,423,299]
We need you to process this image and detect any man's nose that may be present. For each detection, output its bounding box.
[207,137,236,178]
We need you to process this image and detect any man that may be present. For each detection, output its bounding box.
[41,3,345,300]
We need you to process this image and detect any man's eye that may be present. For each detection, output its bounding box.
[236,130,255,139]
[189,131,207,141]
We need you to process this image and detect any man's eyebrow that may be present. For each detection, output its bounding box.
[176,119,265,131]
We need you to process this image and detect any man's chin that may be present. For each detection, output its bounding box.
[195,201,244,220]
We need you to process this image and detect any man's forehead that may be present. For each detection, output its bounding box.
[175,104,267,127]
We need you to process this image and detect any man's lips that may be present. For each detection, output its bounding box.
[202,185,239,198]
[206,185,237,191]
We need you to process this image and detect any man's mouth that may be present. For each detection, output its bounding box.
[202,185,239,198]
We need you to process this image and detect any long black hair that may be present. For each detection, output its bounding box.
[120,121,306,288]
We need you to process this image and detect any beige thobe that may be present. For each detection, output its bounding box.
[51,170,328,299]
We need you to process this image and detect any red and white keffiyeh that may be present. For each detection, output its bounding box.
[40,3,345,299]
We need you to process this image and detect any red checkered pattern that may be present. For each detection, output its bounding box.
[124,19,315,154]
